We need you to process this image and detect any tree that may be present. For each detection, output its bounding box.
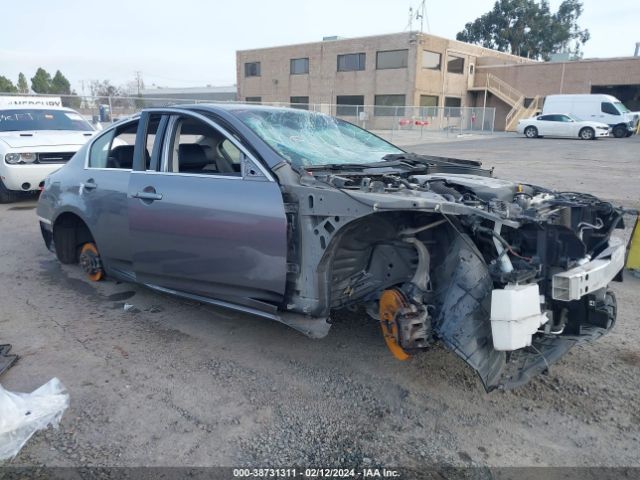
[0,76,18,93]
[17,73,29,93]
[456,0,590,60]
[89,80,126,107]
[31,67,53,93]
[50,70,72,95]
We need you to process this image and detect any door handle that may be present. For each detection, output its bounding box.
[83,179,97,190]
[132,191,163,201]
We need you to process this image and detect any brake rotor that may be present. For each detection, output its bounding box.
[79,242,104,282]
[379,289,411,361]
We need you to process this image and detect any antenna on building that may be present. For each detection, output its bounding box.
[415,0,430,33]
[406,6,414,31]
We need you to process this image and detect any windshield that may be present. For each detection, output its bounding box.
[0,109,94,132]
[614,102,630,114]
[232,108,403,168]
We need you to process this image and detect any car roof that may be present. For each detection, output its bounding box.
[173,103,312,115]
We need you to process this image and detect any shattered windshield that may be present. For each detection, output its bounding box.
[232,108,403,168]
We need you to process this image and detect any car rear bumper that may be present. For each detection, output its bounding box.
[0,164,62,191]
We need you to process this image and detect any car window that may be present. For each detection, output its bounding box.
[219,139,242,168]
[559,115,573,122]
[166,116,241,176]
[0,109,94,132]
[538,115,553,121]
[88,120,138,169]
[601,102,620,116]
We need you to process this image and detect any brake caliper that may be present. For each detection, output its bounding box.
[379,289,431,360]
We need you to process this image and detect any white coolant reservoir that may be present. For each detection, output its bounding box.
[490,284,549,351]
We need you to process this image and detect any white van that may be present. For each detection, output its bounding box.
[0,96,96,202]
[542,94,638,138]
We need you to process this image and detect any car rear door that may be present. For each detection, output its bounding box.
[81,119,138,275]
[536,115,554,135]
[127,109,288,311]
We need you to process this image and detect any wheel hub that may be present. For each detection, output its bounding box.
[79,243,104,281]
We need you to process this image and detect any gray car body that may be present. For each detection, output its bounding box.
[37,104,627,391]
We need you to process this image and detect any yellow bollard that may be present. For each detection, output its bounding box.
[626,216,640,270]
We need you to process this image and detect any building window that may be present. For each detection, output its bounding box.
[444,97,462,117]
[337,53,366,72]
[422,50,441,70]
[447,55,464,74]
[376,49,408,70]
[245,62,261,77]
[336,95,364,116]
[245,96,262,104]
[290,96,310,110]
[290,58,309,75]
[374,94,405,116]
[420,95,439,115]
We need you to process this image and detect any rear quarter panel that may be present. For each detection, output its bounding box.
[36,143,91,227]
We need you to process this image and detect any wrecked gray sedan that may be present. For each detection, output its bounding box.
[37,105,630,390]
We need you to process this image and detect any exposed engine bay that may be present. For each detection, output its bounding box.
[276,153,632,391]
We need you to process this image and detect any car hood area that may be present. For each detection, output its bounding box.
[280,153,630,390]
[0,130,94,148]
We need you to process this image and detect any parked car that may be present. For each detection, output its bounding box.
[0,96,96,202]
[37,105,631,391]
[517,113,610,140]
[542,94,638,138]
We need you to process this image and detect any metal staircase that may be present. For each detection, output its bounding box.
[471,73,541,131]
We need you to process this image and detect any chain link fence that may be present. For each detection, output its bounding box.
[0,93,496,143]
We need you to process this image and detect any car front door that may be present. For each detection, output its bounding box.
[558,115,579,137]
[127,110,288,311]
[600,101,621,127]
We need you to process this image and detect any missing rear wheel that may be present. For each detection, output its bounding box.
[79,243,104,281]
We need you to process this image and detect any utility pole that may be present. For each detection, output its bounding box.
[134,71,143,95]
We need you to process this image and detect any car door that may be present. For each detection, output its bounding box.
[600,101,621,127]
[81,119,138,275]
[536,115,554,135]
[558,115,579,137]
[127,109,288,310]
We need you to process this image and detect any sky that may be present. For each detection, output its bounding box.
[1,0,638,94]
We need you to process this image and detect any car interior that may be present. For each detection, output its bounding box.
[169,117,242,176]
[102,117,243,176]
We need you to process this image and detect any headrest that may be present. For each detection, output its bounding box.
[108,145,134,169]
[178,144,208,168]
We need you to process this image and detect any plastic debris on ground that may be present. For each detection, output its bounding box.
[0,377,69,461]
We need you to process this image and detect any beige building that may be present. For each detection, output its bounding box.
[237,32,640,130]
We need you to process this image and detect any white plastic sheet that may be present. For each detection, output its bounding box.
[0,377,69,460]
